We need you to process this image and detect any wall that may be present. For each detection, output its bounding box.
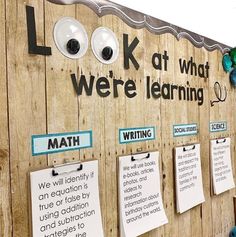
[0,0,235,236]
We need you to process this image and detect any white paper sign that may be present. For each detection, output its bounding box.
[175,144,205,213]
[30,160,104,237]
[210,138,235,195]
[119,151,168,237]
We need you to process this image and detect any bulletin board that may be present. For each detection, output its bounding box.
[0,0,235,237]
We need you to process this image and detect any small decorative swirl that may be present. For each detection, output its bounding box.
[47,0,231,54]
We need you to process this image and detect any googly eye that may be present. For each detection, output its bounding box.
[53,17,88,59]
[91,27,119,64]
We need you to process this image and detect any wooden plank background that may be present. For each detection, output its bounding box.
[0,0,11,236]
[0,0,235,236]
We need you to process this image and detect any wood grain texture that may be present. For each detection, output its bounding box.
[6,0,47,236]
[0,0,12,236]
[2,1,236,236]
[45,0,79,166]
[199,49,212,237]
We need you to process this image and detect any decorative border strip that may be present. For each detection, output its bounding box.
[47,0,231,53]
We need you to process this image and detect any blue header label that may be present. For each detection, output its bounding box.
[32,131,92,156]
[119,126,156,144]
[173,124,198,137]
[210,121,227,133]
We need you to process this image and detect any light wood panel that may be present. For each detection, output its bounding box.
[0,0,11,236]
[45,0,78,166]
[6,0,47,236]
[2,1,236,236]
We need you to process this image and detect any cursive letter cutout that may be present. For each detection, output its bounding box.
[210,82,227,107]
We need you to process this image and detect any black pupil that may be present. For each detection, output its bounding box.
[67,39,80,55]
[102,46,113,60]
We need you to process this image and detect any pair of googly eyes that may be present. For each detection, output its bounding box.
[53,17,119,64]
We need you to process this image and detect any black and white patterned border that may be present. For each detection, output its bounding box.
[47,0,231,53]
